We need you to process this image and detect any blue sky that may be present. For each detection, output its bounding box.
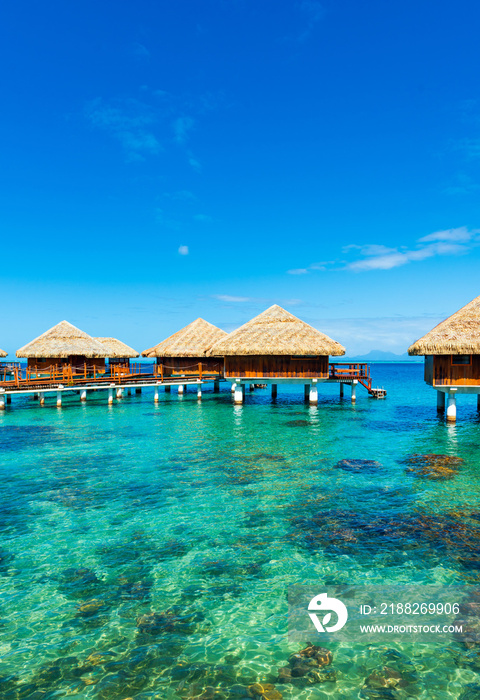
[1,0,480,356]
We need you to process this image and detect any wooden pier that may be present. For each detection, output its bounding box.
[0,361,223,409]
[328,363,387,398]
[0,360,385,409]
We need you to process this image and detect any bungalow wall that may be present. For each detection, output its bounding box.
[27,357,106,372]
[425,355,480,386]
[224,355,329,379]
[157,356,224,376]
[109,358,131,366]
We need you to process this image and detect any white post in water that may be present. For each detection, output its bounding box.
[447,388,457,423]
[304,384,310,401]
[234,383,244,404]
[108,386,114,405]
[231,382,237,393]
[39,392,45,406]
[80,389,87,402]
[271,384,277,399]
[56,391,62,408]
[197,382,202,399]
[0,390,5,411]
[116,387,123,399]
[214,379,220,392]
[340,383,344,397]
[178,384,184,395]
[351,380,357,404]
[437,391,445,412]
[154,385,159,403]
[309,379,318,405]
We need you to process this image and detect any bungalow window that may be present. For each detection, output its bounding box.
[451,355,471,365]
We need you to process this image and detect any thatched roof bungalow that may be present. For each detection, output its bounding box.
[208,304,345,390]
[409,294,480,390]
[142,318,227,377]
[94,337,139,365]
[16,321,108,371]
[0,349,7,358]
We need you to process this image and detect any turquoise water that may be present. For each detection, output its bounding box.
[2,364,480,699]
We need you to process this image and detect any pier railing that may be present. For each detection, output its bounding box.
[329,363,370,380]
[0,361,224,391]
[328,363,386,397]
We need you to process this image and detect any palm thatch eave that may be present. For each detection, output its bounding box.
[408,295,480,356]
[94,338,139,358]
[207,304,346,357]
[16,321,109,358]
[142,318,228,358]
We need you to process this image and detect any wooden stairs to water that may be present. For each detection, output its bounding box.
[329,363,387,398]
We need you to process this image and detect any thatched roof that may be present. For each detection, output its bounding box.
[208,304,346,356]
[142,318,228,358]
[94,337,139,358]
[16,321,108,358]
[0,349,7,358]
[409,295,480,355]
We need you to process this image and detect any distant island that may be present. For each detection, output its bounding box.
[342,350,422,363]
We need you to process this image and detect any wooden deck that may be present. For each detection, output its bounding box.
[0,360,386,406]
[328,363,387,397]
[0,361,222,393]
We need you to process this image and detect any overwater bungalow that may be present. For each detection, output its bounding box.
[208,304,345,403]
[408,294,480,422]
[94,337,139,367]
[142,318,227,382]
[16,320,108,375]
[0,348,7,371]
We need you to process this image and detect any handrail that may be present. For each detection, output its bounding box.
[0,360,224,391]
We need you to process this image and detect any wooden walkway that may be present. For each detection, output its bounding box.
[328,363,387,398]
[0,362,219,393]
[0,361,386,408]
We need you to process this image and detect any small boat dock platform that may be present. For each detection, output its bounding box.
[328,363,387,398]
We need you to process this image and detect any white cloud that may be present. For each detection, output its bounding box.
[457,138,480,159]
[292,0,325,42]
[178,245,189,255]
[174,116,195,144]
[163,190,197,202]
[211,295,304,307]
[289,226,480,275]
[85,97,161,161]
[212,295,251,303]
[131,42,150,60]
[189,157,202,172]
[287,261,334,275]
[418,226,476,243]
[343,244,397,256]
[346,228,479,272]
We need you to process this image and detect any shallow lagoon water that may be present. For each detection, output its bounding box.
[2,364,480,698]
